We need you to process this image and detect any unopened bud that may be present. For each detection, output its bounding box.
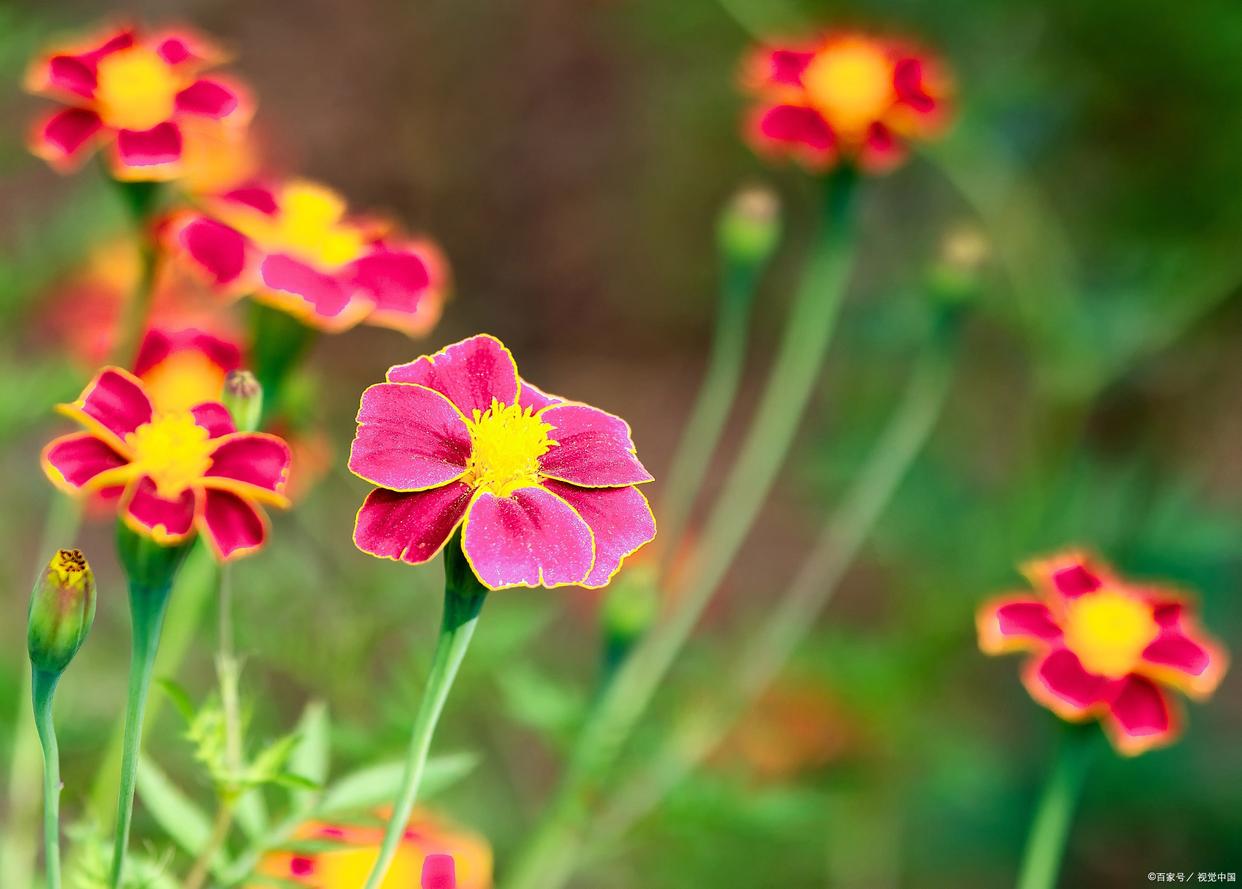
[929,224,990,302]
[222,370,263,432]
[717,184,782,266]
[27,549,96,674]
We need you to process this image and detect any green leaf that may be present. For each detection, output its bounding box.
[287,701,330,804]
[135,757,223,871]
[233,789,270,843]
[316,751,478,817]
[156,678,197,724]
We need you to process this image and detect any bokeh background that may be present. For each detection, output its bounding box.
[2,0,1242,886]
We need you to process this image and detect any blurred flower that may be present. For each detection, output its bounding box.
[27,548,97,675]
[741,31,951,173]
[42,367,291,559]
[134,327,242,414]
[350,334,656,589]
[977,550,1229,756]
[177,114,261,195]
[168,179,448,334]
[250,810,491,888]
[26,23,252,181]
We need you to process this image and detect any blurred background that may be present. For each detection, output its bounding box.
[2,0,1241,886]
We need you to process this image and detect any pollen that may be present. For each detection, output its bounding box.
[94,47,182,131]
[802,39,896,137]
[1062,589,1159,678]
[462,399,556,498]
[50,548,89,586]
[125,412,214,499]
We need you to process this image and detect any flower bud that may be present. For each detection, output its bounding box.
[27,549,96,674]
[222,370,263,433]
[928,224,990,304]
[717,183,782,267]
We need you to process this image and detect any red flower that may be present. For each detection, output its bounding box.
[977,551,1229,755]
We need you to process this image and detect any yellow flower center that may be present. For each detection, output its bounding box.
[94,47,182,131]
[802,40,896,137]
[142,351,229,414]
[462,399,556,498]
[1062,589,1159,678]
[225,182,367,269]
[125,412,214,498]
[315,846,421,888]
[50,548,89,588]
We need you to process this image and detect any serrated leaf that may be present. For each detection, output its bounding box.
[316,751,478,817]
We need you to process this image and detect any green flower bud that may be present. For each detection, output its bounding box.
[717,184,782,267]
[929,224,990,304]
[222,370,264,433]
[27,549,96,674]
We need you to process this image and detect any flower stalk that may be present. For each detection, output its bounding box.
[1016,724,1098,889]
[249,301,317,422]
[108,178,163,365]
[31,669,63,889]
[363,534,488,889]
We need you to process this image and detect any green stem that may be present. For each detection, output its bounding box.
[503,168,860,889]
[107,178,163,366]
[32,668,63,889]
[362,539,487,889]
[181,803,235,889]
[249,301,317,423]
[1016,725,1096,889]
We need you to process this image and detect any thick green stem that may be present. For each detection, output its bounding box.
[362,540,487,889]
[1016,725,1096,889]
[107,178,163,366]
[249,301,317,423]
[32,668,63,889]
[503,169,859,889]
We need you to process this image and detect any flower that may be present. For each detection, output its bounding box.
[134,327,242,414]
[27,548,97,675]
[26,23,252,180]
[177,114,261,196]
[250,810,492,888]
[41,366,291,559]
[349,334,656,589]
[977,550,1229,755]
[168,179,448,334]
[741,31,951,173]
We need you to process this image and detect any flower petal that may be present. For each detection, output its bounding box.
[349,383,471,490]
[1140,624,1229,700]
[353,482,473,565]
[748,104,837,169]
[30,108,104,171]
[121,476,198,543]
[42,432,131,493]
[192,403,237,439]
[175,78,241,118]
[1102,675,1179,756]
[154,30,220,66]
[348,242,444,334]
[542,481,656,588]
[134,328,242,378]
[537,403,653,487]
[386,334,519,417]
[204,433,291,506]
[114,122,183,173]
[1021,550,1107,602]
[977,596,1063,654]
[462,486,595,589]
[517,380,563,413]
[858,122,906,173]
[58,366,153,450]
[200,489,268,560]
[177,215,251,287]
[258,254,363,327]
[1021,647,1110,721]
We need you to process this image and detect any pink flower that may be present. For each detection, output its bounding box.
[167,179,447,334]
[42,367,291,560]
[977,550,1229,756]
[26,23,252,181]
[349,335,656,590]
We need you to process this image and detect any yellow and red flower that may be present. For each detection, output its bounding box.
[134,327,242,414]
[250,810,492,888]
[977,550,1229,756]
[41,367,291,560]
[26,23,252,181]
[167,179,448,334]
[741,31,951,173]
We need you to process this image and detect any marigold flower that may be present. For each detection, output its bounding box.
[977,550,1229,756]
[177,114,261,195]
[741,31,951,173]
[349,334,656,590]
[251,811,491,888]
[26,23,252,180]
[135,327,242,414]
[41,366,291,559]
[167,179,448,334]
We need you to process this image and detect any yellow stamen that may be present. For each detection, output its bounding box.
[462,399,556,498]
[1062,589,1159,678]
[125,412,214,499]
[49,548,89,588]
[94,47,182,131]
[802,39,896,137]
[224,181,367,268]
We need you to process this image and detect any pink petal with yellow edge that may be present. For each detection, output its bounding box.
[858,123,906,174]
[754,104,836,153]
[767,48,815,85]
[348,245,434,315]
[201,489,267,559]
[33,109,104,169]
[1102,675,1178,756]
[220,185,279,215]
[893,57,937,115]
[116,122,183,169]
[152,29,222,67]
[1021,550,1106,602]
[191,403,236,439]
[462,487,595,589]
[205,434,291,502]
[259,254,357,320]
[1021,647,1109,720]
[26,29,133,98]
[542,481,656,588]
[134,328,241,377]
[349,383,471,490]
[122,476,198,542]
[976,596,1063,655]
[61,367,153,448]
[175,78,240,118]
[538,404,653,488]
[45,56,97,97]
[354,482,473,564]
[179,216,250,286]
[1140,626,1228,700]
[42,432,130,491]
[517,380,563,413]
[387,334,519,417]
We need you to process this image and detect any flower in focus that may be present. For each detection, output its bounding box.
[168,179,448,334]
[977,550,1229,755]
[134,327,242,413]
[42,367,291,559]
[26,23,252,180]
[741,31,951,173]
[349,334,656,589]
[250,810,491,888]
